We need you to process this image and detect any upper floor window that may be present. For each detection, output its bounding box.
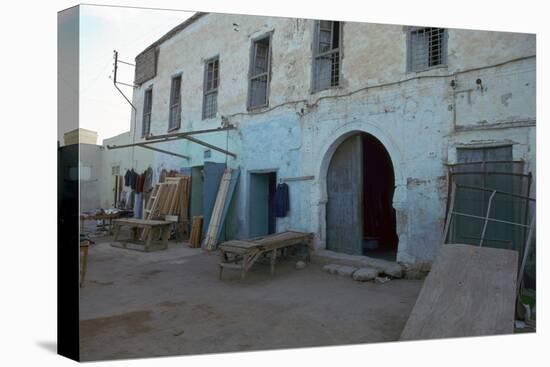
[203,57,219,119]
[248,34,271,109]
[313,20,342,92]
[407,27,447,72]
[142,87,152,137]
[168,75,181,131]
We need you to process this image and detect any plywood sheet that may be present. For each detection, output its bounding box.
[400,244,518,341]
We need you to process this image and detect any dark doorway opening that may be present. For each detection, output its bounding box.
[361,133,398,260]
[326,132,398,260]
[249,171,277,237]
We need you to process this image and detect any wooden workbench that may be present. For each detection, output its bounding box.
[218,230,314,280]
[111,218,172,252]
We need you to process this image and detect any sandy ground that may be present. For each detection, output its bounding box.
[79,237,423,361]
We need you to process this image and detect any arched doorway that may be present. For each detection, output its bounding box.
[326,132,398,260]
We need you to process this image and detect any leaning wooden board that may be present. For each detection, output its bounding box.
[400,244,518,341]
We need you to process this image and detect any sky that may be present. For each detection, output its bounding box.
[79,5,194,144]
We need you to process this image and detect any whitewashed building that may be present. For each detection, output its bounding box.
[112,12,535,264]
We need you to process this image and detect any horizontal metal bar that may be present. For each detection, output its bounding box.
[106,136,181,150]
[455,184,536,201]
[451,211,531,228]
[145,126,235,141]
[138,145,189,160]
[446,160,525,166]
[451,171,529,177]
[115,81,137,88]
[182,135,236,158]
[118,59,135,66]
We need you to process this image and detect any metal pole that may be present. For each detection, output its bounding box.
[442,183,456,244]
[479,190,496,247]
[138,145,189,160]
[517,214,535,294]
[145,126,236,141]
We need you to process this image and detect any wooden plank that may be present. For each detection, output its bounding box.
[400,244,518,341]
[114,218,170,226]
[189,216,203,248]
[203,169,232,250]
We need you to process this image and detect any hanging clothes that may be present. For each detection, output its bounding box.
[274,182,290,217]
[143,167,153,193]
[129,169,138,190]
[124,169,131,187]
[134,193,143,219]
[136,173,145,193]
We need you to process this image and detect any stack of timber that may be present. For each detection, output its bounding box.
[400,244,518,341]
[141,175,191,240]
[203,169,232,250]
[189,216,204,248]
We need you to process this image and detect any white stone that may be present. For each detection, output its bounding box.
[295,261,306,269]
[375,276,391,284]
[352,267,379,281]
[336,266,357,277]
[383,264,404,278]
[322,264,340,274]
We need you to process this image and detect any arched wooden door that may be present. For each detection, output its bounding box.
[326,134,364,255]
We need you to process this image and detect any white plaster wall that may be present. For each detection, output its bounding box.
[122,13,535,263]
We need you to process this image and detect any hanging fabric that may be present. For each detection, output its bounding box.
[274,182,290,217]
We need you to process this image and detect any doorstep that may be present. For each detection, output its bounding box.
[311,249,404,278]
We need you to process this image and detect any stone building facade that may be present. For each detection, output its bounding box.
[120,12,535,264]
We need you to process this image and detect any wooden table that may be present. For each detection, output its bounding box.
[80,211,130,235]
[218,231,313,280]
[111,218,172,252]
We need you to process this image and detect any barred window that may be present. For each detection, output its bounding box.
[248,35,271,109]
[313,20,341,92]
[142,88,153,137]
[407,27,447,72]
[202,57,219,119]
[168,75,181,131]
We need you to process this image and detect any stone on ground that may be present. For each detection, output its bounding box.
[322,264,341,274]
[352,267,379,281]
[336,265,357,277]
[383,263,403,278]
[375,276,391,284]
[295,261,306,270]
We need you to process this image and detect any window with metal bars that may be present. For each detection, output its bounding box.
[202,57,219,119]
[142,88,152,137]
[248,35,271,109]
[313,20,341,92]
[168,75,181,130]
[407,27,447,72]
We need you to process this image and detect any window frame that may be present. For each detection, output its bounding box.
[247,32,273,111]
[406,26,448,73]
[168,73,182,131]
[141,86,153,137]
[311,20,343,93]
[202,56,220,120]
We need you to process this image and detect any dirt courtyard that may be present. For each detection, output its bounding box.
[79,238,423,361]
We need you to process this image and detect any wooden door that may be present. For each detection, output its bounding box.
[326,134,363,255]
